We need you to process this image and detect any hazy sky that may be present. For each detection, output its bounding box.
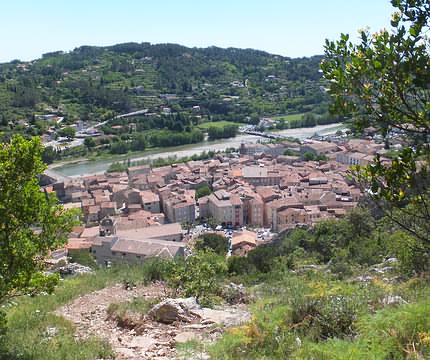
[1,0,394,62]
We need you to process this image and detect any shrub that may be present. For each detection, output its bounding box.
[389,231,430,275]
[167,250,227,307]
[141,257,172,284]
[195,233,229,256]
[290,295,358,341]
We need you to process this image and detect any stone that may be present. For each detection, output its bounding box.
[148,298,200,324]
[115,347,136,357]
[175,331,200,343]
[381,295,407,306]
[193,307,251,328]
[129,335,155,350]
[221,283,247,304]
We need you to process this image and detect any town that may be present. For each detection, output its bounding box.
[43,132,391,266]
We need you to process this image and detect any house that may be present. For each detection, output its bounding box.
[140,191,160,213]
[336,152,374,166]
[300,141,338,157]
[231,230,257,256]
[127,164,151,178]
[90,222,184,265]
[91,237,185,265]
[241,166,282,186]
[276,207,310,232]
[161,189,196,224]
[201,190,244,227]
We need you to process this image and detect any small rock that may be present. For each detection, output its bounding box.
[174,331,200,343]
[129,335,155,350]
[381,295,407,306]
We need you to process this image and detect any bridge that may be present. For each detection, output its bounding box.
[241,130,286,140]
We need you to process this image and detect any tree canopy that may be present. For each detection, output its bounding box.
[322,0,430,244]
[195,233,229,256]
[0,136,77,307]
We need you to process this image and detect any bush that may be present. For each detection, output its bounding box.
[195,233,229,256]
[389,231,430,275]
[167,250,227,307]
[141,258,172,283]
[290,295,358,340]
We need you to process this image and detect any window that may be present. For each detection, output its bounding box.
[112,251,116,256]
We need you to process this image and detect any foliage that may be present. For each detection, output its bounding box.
[58,126,76,139]
[0,136,78,307]
[0,264,158,359]
[322,0,430,244]
[388,231,430,275]
[0,44,330,142]
[195,233,229,256]
[106,150,216,173]
[207,124,238,140]
[83,137,96,148]
[195,183,212,199]
[167,250,227,307]
[68,249,97,269]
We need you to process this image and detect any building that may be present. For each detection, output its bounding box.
[276,207,310,232]
[90,222,184,265]
[161,189,196,224]
[231,230,257,256]
[241,166,282,186]
[140,191,160,213]
[201,190,244,227]
[127,164,151,178]
[300,141,338,157]
[336,152,374,166]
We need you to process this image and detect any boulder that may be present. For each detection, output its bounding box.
[148,298,200,324]
[221,283,247,304]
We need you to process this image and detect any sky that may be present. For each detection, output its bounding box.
[0,0,394,63]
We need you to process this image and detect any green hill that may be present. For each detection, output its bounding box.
[0,43,329,136]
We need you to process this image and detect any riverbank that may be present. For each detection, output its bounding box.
[51,123,346,178]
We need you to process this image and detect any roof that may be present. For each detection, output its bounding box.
[116,222,182,241]
[66,238,93,250]
[111,237,185,258]
[242,166,268,178]
[232,230,257,248]
[80,226,100,238]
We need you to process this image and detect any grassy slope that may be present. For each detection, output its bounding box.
[209,272,430,360]
[1,265,155,360]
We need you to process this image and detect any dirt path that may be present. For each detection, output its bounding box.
[55,282,250,360]
[55,283,178,359]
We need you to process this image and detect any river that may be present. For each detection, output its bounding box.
[52,123,346,177]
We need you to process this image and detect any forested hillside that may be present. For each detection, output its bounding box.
[0,43,328,136]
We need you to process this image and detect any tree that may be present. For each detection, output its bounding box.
[41,145,57,164]
[195,184,212,199]
[321,0,430,244]
[84,137,96,149]
[0,136,77,316]
[195,233,229,256]
[167,250,227,306]
[58,126,76,139]
[303,151,316,161]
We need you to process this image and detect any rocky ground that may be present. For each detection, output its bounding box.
[55,282,250,360]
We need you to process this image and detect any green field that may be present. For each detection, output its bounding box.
[197,121,239,130]
[272,113,305,122]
